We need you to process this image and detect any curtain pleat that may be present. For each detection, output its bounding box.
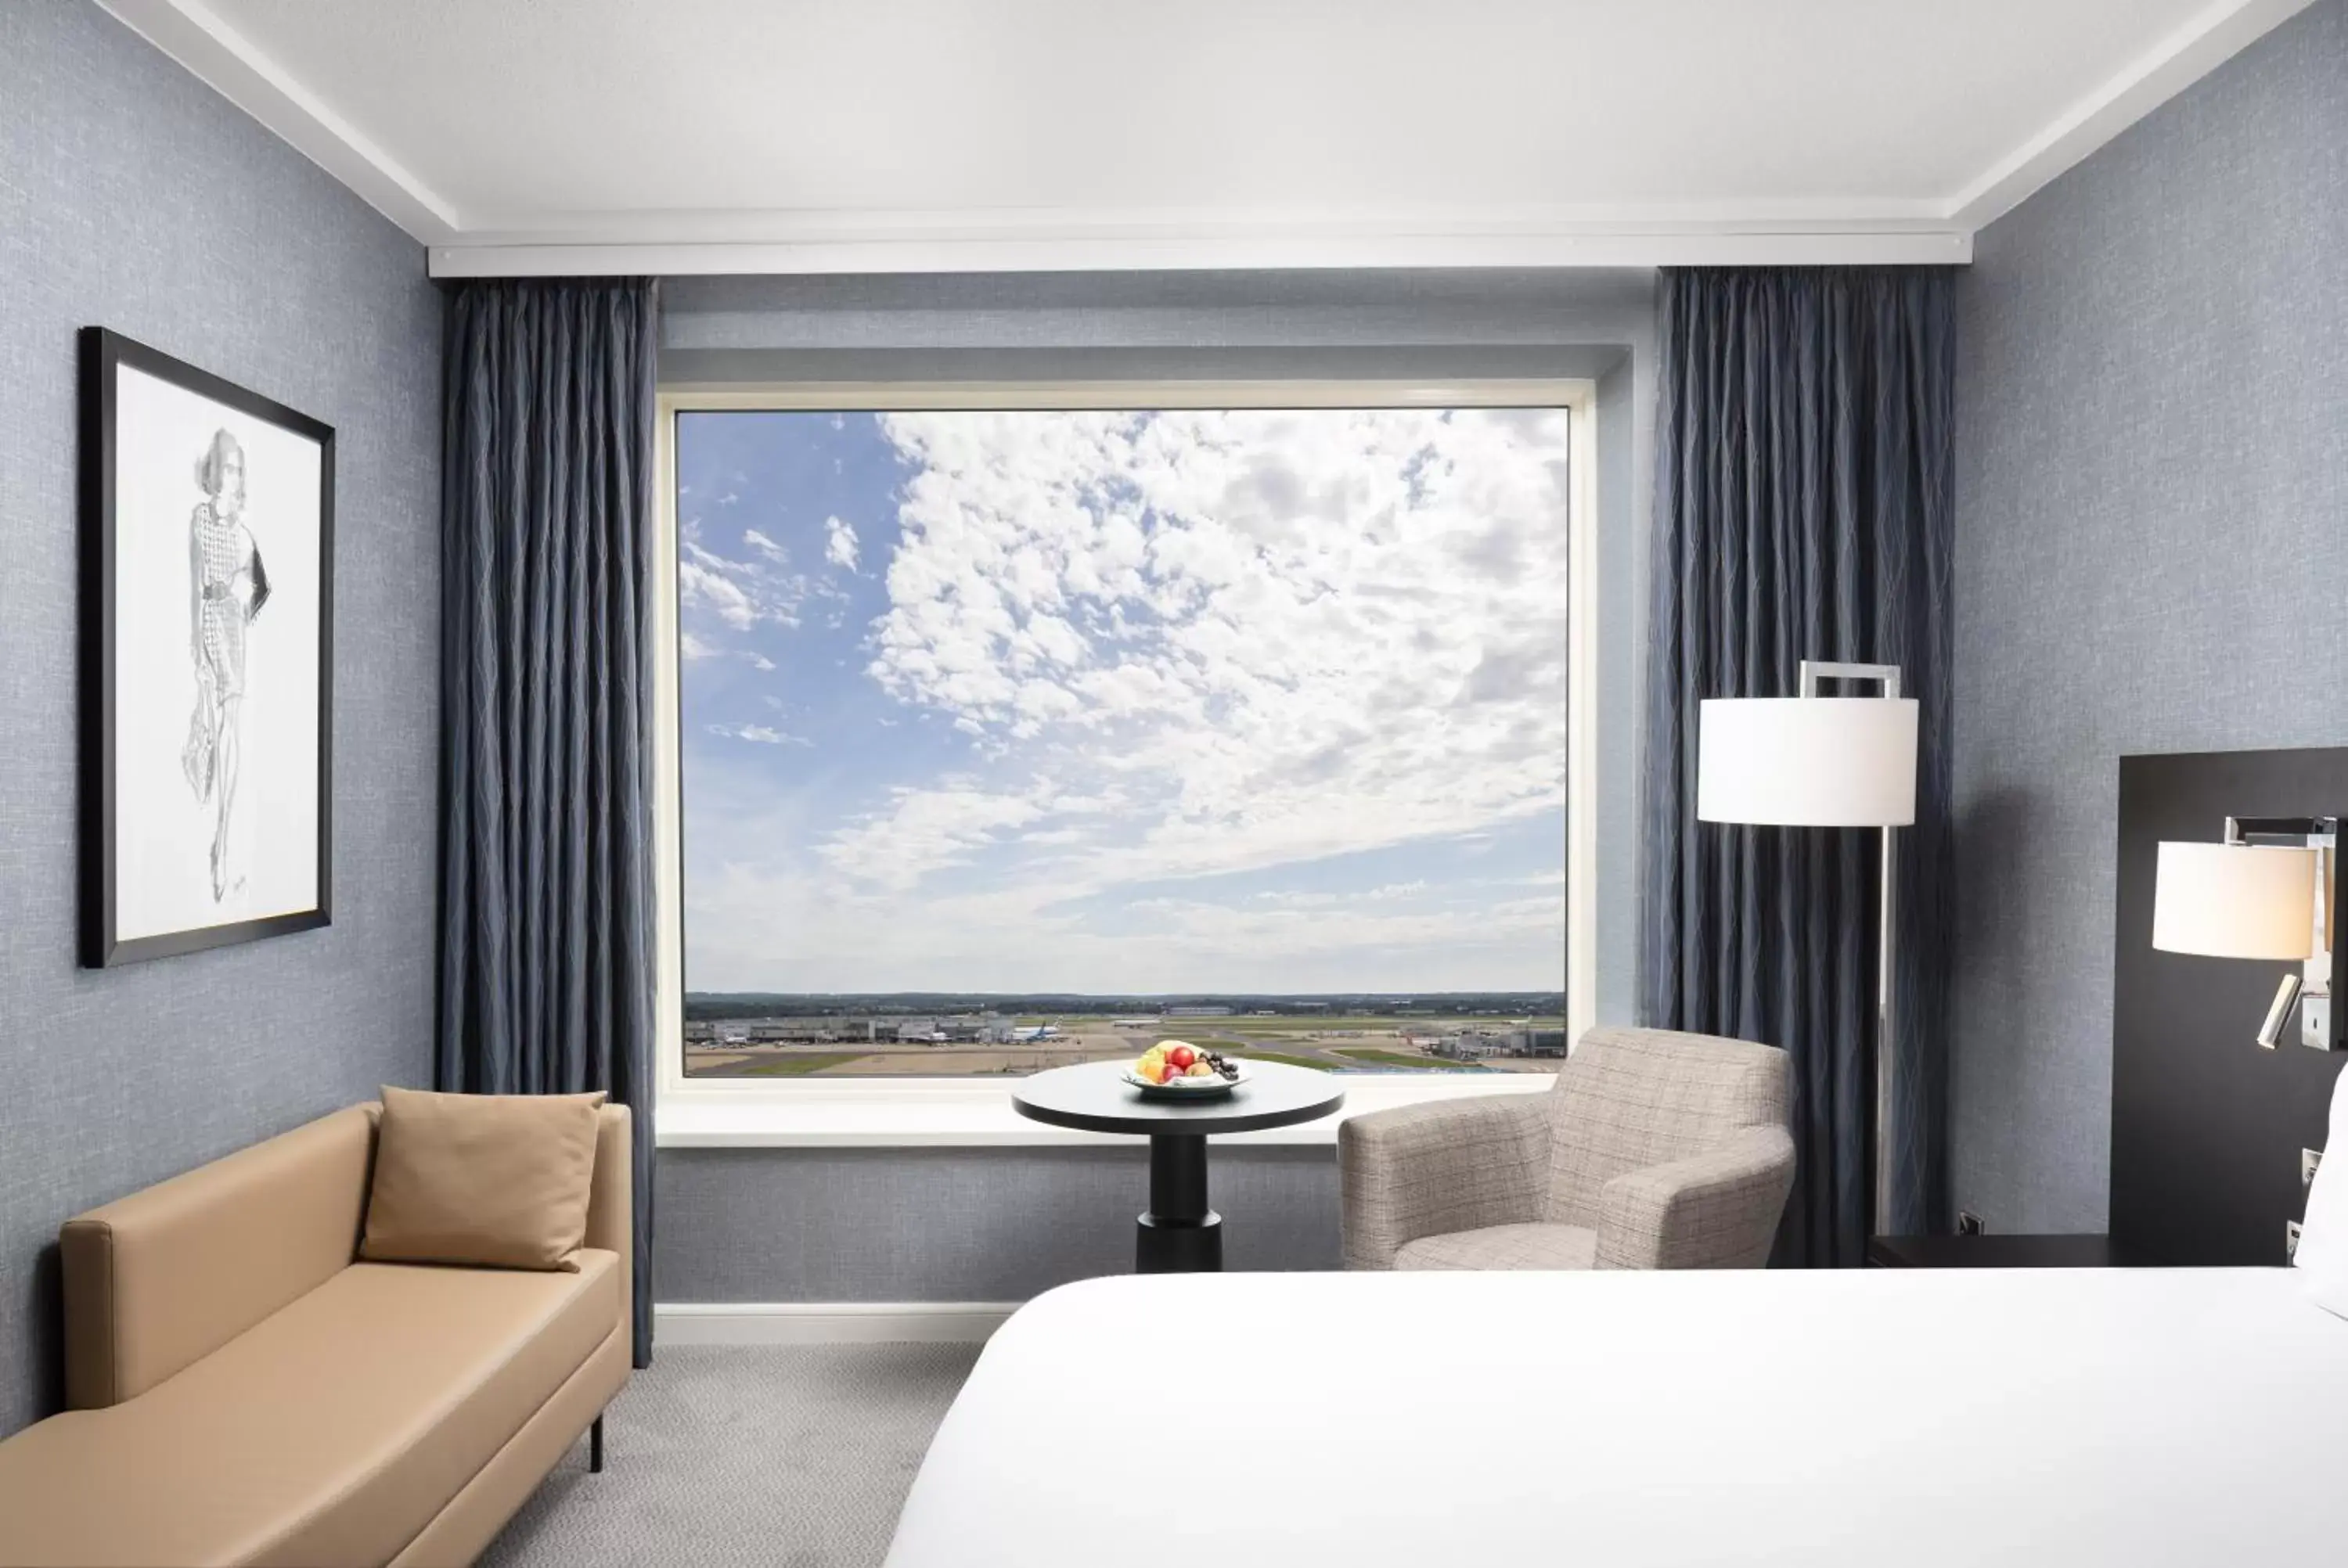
[438,279,659,1365]
[1640,267,1955,1267]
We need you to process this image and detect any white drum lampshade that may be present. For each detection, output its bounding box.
[1698,697,1920,828]
[2151,842,2319,961]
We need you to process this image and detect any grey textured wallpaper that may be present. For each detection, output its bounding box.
[0,2,441,1433]
[660,267,1657,359]
[658,1145,1339,1301]
[1951,0,2347,1231]
[654,272,1654,1301]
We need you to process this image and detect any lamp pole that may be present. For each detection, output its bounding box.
[1799,660,1902,1238]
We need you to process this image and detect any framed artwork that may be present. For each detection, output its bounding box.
[80,328,335,967]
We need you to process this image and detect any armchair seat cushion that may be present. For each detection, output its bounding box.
[1395,1223,1597,1272]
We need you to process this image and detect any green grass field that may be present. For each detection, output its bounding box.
[999,1014,1565,1034]
[1333,1048,1489,1071]
[1226,1016,1565,1035]
[1219,1049,1332,1071]
[738,1053,866,1077]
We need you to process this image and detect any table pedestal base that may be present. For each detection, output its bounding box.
[1138,1133,1223,1274]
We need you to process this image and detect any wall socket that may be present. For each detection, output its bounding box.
[2307,1149,2325,1189]
[1956,1211,1986,1235]
[2288,1221,2303,1260]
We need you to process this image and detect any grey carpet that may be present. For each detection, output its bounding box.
[481,1344,981,1568]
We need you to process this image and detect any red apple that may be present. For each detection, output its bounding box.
[1168,1045,1197,1070]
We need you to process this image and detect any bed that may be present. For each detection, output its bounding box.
[884,1266,2348,1566]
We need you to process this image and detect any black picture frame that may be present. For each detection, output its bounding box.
[79,327,336,967]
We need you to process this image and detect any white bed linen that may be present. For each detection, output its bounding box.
[886,1267,2348,1567]
[2292,1063,2348,1318]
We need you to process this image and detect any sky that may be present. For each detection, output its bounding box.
[676,406,1570,995]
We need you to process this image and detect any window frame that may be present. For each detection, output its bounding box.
[651,379,1597,1145]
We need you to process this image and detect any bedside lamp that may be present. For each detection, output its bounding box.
[2151,822,2337,1050]
[1698,660,1919,1238]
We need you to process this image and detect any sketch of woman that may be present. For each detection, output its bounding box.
[182,428,269,902]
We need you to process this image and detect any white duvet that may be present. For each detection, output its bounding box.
[887,1266,2348,1567]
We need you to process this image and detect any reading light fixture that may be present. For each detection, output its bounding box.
[2152,817,2339,1051]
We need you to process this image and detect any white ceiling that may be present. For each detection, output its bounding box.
[99,0,2314,275]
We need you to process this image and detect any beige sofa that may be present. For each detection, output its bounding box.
[0,1101,632,1567]
[1341,1026,1796,1271]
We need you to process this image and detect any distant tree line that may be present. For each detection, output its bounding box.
[681,991,1567,1022]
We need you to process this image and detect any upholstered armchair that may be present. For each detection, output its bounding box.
[1340,1026,1795,1271]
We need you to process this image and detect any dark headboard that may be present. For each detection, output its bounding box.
[2110,746,2346,1265]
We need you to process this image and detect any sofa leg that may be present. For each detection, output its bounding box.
[589,1415,605,1473]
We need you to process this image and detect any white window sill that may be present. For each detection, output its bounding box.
[654,1073,1553,1149]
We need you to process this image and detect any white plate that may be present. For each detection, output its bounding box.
[1122,1063,1250,1097]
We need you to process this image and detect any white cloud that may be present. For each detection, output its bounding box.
[824,516,860,571]
[685,408,1572,992]
[706,722,807,746]
[1123,889,1563,962]
[679,631,718,661]
[682,849,1563,995]
[678,531,807,632]
[743,528,787,563]
[816,784,1048,891]
[851,409,1570,892]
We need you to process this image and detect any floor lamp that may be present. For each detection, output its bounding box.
[1697,660,1919,1240]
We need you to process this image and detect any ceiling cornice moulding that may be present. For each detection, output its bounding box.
[99,0,458,242]
[425,228,1975,279]
[1950,0,2316,229]
[100,0,2312,277]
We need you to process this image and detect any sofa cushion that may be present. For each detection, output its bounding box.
[362,1088,607,1271]
[0,1250,619,1568]
[1394,1222,1597,1271]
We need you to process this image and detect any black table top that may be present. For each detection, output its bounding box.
[1011,1059,1345,1138]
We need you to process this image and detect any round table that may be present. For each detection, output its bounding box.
[1011,1059,1345,1274]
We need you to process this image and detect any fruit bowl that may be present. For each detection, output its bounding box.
[1121,1063,1248,1099]
[1122,1041,1248,1099]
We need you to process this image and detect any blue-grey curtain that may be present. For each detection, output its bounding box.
[438,279,659,1364]
[1638,267,1954,1267]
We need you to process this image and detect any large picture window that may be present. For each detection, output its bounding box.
[661,391,1588,1084]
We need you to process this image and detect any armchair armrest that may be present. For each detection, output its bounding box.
[1339,1093,1551,1270]
[1594,1125,1795,1271]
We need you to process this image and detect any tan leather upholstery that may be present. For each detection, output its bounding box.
[585,1100,634,1325]
[0,1255,615,1566]
[386,1325,630,1568]
[63,1104,379,1408]
[362,1088,608,1271]
[0,1101,634,1568]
